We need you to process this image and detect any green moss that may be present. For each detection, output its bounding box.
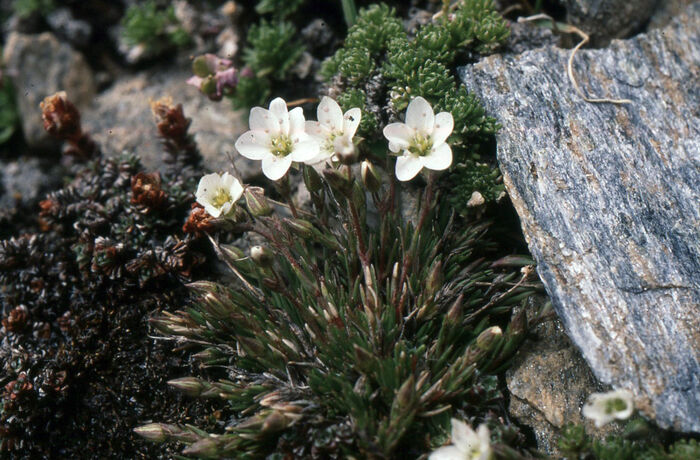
[446,160,504,213]
[344,3,403,57]
[448,0,510,54]
[11,0,54,19]
[243,20,304,80]
[559,423,700,460]
[337,88,378,138]
[255,0,305,19]
[121,1,190,49]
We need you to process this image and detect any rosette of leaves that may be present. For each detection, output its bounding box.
[142,162,538,458]
[0,97,212,455]
[321,1,508,213]
[121,0,190,55]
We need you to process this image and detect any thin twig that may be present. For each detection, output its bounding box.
[518,14,633,105]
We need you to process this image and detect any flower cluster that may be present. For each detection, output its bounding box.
[196,95,455,217]
[187,54,239,101]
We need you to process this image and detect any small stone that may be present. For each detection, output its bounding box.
[82,68,257,180]
[466,191,485,207]
[2,32,96,149]
[46,7,92,47]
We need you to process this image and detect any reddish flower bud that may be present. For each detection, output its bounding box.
[131,172,167,212]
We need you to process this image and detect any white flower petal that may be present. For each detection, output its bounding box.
[261,154,293,181]
[318,96,344,132]
[395,155,424,181]
[451,418,477,451]
[220,201,233,216]
[289,107,306,137]
[423,143,453,171]
[388,141,401,153]
[235,131,271,160]
[383,123,413,150]
[432,112,454,146]
[305,120,326,139]
[291,139,320,163]
[249,107,279,135]
[228,177,245,202]
[196,173,223,199]
[405,96,435,135]
[202,202,222,218]
[476,424,492,460]
[269,97,290,135]
[343,107,362,138]
[428,445,466,460]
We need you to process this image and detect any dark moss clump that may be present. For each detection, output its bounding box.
[0,96,217,457]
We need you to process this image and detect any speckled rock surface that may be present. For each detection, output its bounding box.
[460,4,700,432]
[649,0,698,29]
[2,32,96,148]
[559,0,659,45]
[82,68,258,180]
[507,308,619,455]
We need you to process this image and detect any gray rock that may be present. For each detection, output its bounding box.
[46,7,92,47]
[82,68,258,180]
[559,0,658,45]
[2,32,96,148]
[503,21,558,55]
[648,0,698,30]
[0,157,60,214]
[459,4,700,432]
[507,301,619,455]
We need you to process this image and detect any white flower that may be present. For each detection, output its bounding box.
[429,419,493,460]
[582,389,635,427]
[195,172,244,218]
[383,96,454,181]
[305,96,361,163]
[235,97,320,180]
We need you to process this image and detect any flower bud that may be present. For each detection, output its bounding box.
[284,218,314,238]
[168,377,205,397]
[183,438,222,457]
[244,186,272,216]
[250,245,273,268]
[426,261,443,294]
[261,411,289,433]
[323,168,353,197]
[192,55,213,77]
[200,76,218,96]
[134,423,170,442]
[476,326,503,351]
[395,375,415,409]
[218,243,245,262]
[361,160,381,193]
[446,294,464,324]
[302,165,323,193]
[334,135,357,165]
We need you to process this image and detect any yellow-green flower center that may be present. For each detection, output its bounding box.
[408,134,433,157]
[270,134,293,157]
[323,131,339,154]
[604,398,628,414]
[211,188,232,208]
